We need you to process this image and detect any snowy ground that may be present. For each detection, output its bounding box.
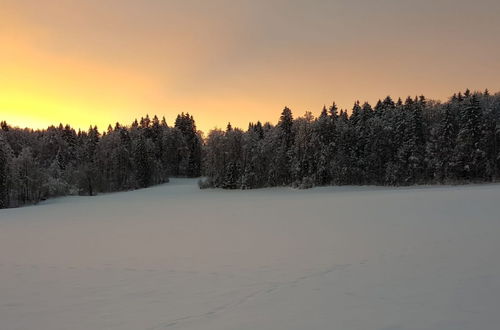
[1,179,500,330]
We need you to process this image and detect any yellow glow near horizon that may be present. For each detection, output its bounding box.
[0,22,164,131]
[1,0,499,133]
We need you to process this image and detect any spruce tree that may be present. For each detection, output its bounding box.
[222,162,240,189]
[436,105,458,182]
[273,107,295,185]
[0,139,9,208]
[175,113,202,177]
[134,135,153,188]
[454,94,483,180]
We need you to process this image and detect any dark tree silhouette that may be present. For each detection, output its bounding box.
[1,90,500,209]
[0,113,203,208]
[200,90,500,190]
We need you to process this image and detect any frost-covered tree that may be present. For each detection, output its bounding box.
[134,134,154,188]
[453,94,484,180]
[200,89,500,190]
[0,112,203,207]
[175,113,202,177]
[0,138,9,208]
[270,107,295,185]
[1,90,500,206]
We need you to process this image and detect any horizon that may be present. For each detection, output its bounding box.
[1,88,493,134]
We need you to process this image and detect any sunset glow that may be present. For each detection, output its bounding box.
[2,0,500,132]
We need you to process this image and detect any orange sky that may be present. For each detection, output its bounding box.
[1,0,500,133]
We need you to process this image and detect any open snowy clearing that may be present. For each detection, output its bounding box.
[1,179,500,330]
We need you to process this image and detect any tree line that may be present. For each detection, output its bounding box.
[200,89,500,189]
[0,113,201,208]
[1,89,500,209]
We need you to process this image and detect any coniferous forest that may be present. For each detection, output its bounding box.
[1,89,500,208]
[201,90,500,189]
[0,113,201,208]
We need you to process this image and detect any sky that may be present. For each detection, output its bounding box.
[1,0,500,133]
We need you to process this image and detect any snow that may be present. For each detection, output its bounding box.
[1,179,500,330]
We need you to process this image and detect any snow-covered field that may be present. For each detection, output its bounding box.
[1,179,500,330]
